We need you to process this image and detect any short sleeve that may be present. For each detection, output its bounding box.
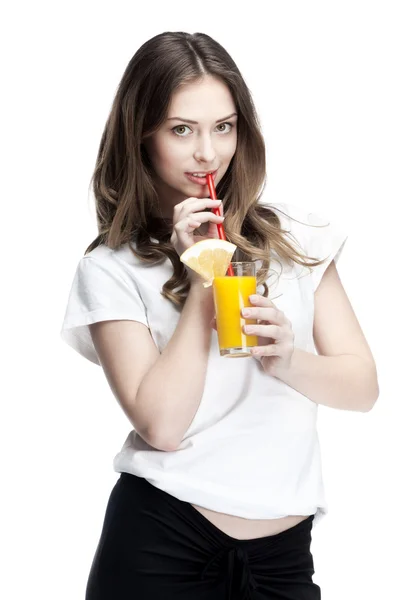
[60,256,149,365]
[282,203,348,293]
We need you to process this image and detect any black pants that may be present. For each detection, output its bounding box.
[86,472,321,599]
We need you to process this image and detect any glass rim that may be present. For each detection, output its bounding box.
[229,260,257,265]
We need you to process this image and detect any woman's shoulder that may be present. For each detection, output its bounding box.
[83,242,127,262]
[257,198,328,230]
[258,198,346,246]
[61,242,149,365]
[82,241,144,273]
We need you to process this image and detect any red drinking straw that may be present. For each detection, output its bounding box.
[206,174,234,277]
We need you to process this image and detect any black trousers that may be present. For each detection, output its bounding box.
[86,472,321,599]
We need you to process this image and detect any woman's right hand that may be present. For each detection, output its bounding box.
[170,197,225,261]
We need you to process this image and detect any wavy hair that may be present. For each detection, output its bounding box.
[85,31,329,307]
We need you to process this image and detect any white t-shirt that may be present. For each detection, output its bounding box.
[60,201,348,527]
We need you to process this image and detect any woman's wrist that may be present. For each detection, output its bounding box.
[188,279,215,314]
[189,278,211,293]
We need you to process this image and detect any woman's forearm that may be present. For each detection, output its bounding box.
[271,348,379,412]
[135,281,215,451]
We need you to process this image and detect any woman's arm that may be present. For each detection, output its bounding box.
[272,261,379,411]
[272,348,378,412]
[134,281,215,450]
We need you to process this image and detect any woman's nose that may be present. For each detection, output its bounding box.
[194,136,216,163]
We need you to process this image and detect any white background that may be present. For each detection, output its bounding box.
[1,1,399,598]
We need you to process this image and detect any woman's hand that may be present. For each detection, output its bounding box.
[241,295,295,375]
[211,294,295,376]
[170,197,225,259]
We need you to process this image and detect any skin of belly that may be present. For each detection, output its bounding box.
[190,504,310,539]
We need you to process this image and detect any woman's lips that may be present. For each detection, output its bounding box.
[185,169,218,186]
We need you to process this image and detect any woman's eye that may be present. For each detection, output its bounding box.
[172,122,234,137]
[216,122,233,133]
[172,125,191,136]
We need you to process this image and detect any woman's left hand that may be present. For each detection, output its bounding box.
[241,295,295,376]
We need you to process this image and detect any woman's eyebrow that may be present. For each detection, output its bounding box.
[166,113,238,124]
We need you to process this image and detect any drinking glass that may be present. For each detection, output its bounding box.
[212,261,258,357]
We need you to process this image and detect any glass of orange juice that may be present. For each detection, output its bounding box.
[212,261,258,357]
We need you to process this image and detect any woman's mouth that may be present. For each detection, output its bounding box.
[185,169,218,186]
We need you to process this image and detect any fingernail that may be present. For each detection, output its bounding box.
[249,295,258,302]
[242,309,250,317]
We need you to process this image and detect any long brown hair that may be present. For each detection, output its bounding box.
[85,31,329,308]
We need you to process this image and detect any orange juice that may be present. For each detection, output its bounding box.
[213,275,258,357]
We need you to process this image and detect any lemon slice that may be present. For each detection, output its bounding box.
[180,239,237,287]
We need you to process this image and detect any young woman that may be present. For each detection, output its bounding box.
[61,31,379,600]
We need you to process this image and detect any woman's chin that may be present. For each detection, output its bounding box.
[184,183,210,198]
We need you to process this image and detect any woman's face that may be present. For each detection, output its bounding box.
[143,75,238,218]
